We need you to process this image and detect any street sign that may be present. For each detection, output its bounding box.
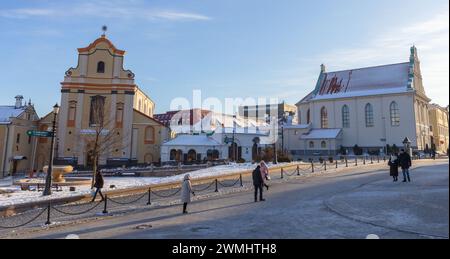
[26,130,53,137]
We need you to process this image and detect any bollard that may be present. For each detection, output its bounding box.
[324,161,327,171]
[297,165,300,176]
[336,159,338,169]
[363,156,366,165]
[355,157,358,166]
[215,179,219,192]
[147,188,152,205]
[371,156,373,164]
[281,168,284,179]
[311,161,314,173]
[45,203,51,225]
[345,157,348,167]
[239,174,243,187]
[377,156,380,163]
[383,156,386,162]
[103,195,108,214]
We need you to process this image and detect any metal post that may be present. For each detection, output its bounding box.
[345,157,348,167]
[363,156,366,165]
[297,165,300,176]
[336,159,338,169]
[147,188,152,205]
[103,195,108,214]
[377,156,380,163]
[45,203,51,225]
[311,161,314,173]
[324,161,327,171]
[355,157,358,166]
[281,168,284,179]
[371,156,373,164]
[215,179,218,192]
[43,110,58,196]
[239,174,243,187]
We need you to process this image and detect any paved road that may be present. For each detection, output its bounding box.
[4,161,448,239]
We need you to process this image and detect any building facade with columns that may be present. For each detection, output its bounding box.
[429,104,449,154]
[50,35,169,168]
[293,47,432,157]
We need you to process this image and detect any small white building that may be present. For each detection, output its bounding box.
[160,134,227,163]
[160,126,270,163]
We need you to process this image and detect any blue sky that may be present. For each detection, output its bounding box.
[0,0,448,116]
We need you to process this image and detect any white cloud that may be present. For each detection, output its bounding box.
[0,2,211,22]
[0,8,55,19]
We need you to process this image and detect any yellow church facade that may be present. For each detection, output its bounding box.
[51,35,169,168]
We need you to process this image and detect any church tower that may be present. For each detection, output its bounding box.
[56,31,162,167]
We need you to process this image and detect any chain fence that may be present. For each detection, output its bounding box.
[0,156,411,230]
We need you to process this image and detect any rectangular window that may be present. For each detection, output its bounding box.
[89,96,106,127]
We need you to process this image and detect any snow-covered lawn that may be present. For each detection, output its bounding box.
[0,162,295,208]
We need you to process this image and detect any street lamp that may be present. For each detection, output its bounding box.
[43,103,60,196]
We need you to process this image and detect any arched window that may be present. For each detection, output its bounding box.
[320,107,328,128]
[342,105,350,128]
[309,141,314,148]
[307,109,311,124]
[138,99,142,111]
[144,103,147,115]
[390,101,400,127]
[97,61,105,73]
[144,126,155,144]
[170,149,177,160]
[187,149,197,162]
[321,141,327,149]
[365,103,374,127]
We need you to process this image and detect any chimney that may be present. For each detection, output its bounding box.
[15,95,24,109]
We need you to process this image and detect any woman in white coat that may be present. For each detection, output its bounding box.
[181,174,195,214]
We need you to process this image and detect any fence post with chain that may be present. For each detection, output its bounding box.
[45,203,51,225]
[103,195,108,214]
[147,188,152,205]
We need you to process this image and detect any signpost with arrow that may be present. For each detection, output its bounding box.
[26,130,53,138]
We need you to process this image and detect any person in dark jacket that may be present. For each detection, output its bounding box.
[398,149,412,182]
[252,165,265,202]
[91,170,105,202]
[388,154,399,182]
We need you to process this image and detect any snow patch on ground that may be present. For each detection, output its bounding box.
[0,162,295,208]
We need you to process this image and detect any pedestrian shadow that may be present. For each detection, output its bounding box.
[35,201,255,239]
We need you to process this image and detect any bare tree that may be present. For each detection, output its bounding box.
[79,96,130,188]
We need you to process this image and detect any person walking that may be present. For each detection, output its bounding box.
[91,170,105,202]
[260,161,270,191]
[181,174,195,214]
[388,153,399,182]
[398,149,412,182]
[252,165,265,202]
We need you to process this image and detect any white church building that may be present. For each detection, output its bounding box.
[289,46,432,157]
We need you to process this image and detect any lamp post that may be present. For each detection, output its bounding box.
[43,103,60,196]
[232,115,236,162]
[272,116,278,164]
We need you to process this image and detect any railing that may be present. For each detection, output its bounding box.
[0,156,439,230]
